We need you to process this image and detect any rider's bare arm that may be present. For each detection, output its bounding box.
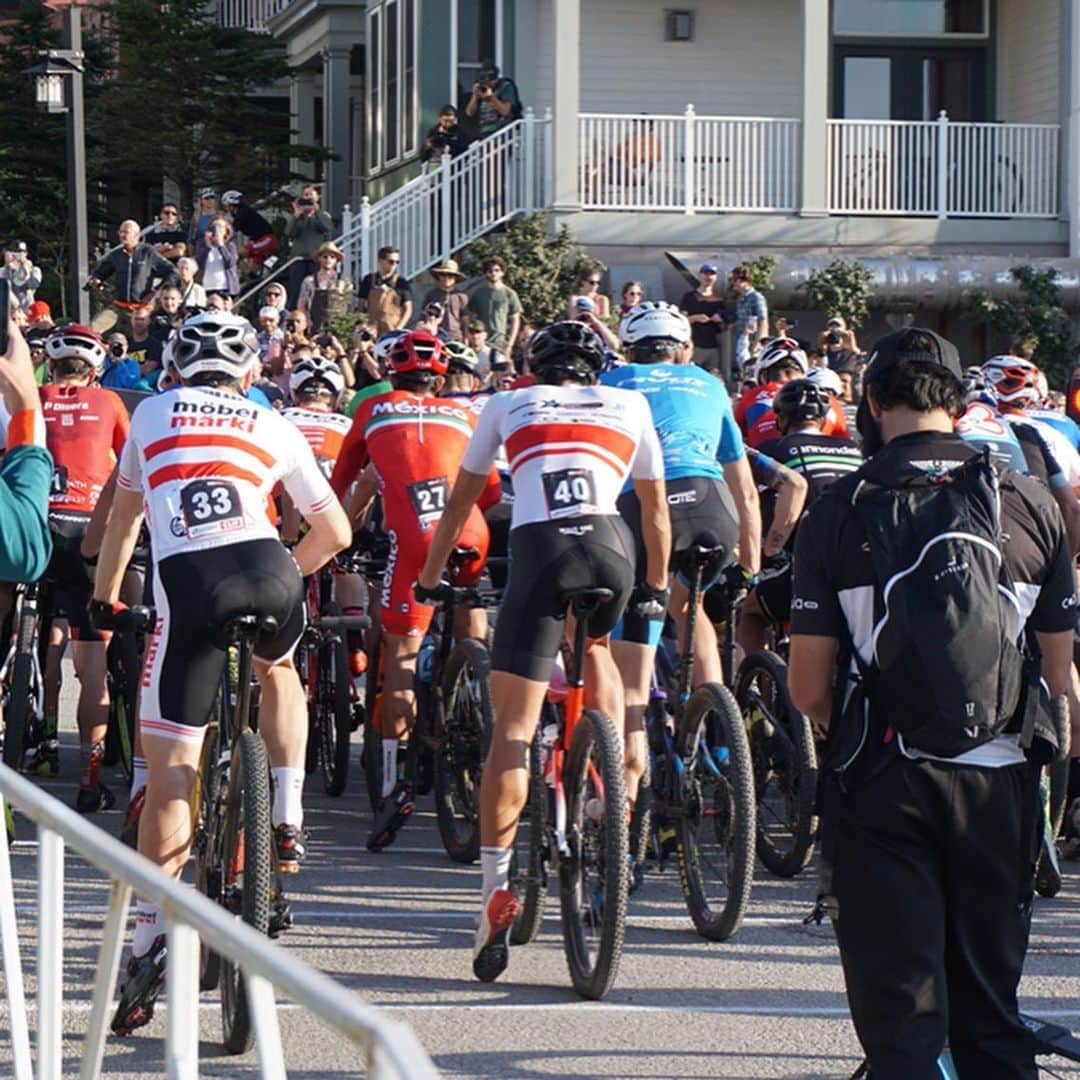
[722,455,762,576]
[631,476,671,591]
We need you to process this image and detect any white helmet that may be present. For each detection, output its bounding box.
[173,311,258,380]
[45,324,106,374]
[221,190,243,207]
[289,355,345,399]
[804,366,843,396]
[374,329,408,363]
[757,337,808,378]
[982,355,1041,406]
[618,301,691,347]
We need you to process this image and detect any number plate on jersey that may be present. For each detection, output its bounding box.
[180,479,244,539]
[542,468,598,519]
[50,466,68,497]
[408,477,450,530]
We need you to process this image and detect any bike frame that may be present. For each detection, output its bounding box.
[0,585,44,725]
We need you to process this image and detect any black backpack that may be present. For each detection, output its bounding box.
[846,452,1024,758]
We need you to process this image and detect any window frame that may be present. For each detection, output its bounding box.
[832,0,990,41]
[366,0,420,177]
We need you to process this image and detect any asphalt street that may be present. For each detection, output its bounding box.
[2,688,1079,1079]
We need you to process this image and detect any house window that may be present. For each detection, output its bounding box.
[834,0,988,38]
[454,0,500,122]
[366,0,419,174]
[664,10,695,42]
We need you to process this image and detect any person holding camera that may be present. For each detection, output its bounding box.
[195,217,239,300]
[348,319,382,391]
[421,105,470,171]
[464,62,521,138]
[819,316,862,371]
[186,188,219,249]
[285,184,333,308]
[1,242,43,311]
[100,333,141,390]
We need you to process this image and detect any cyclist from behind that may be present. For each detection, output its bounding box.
[330,330,501,852]
[600,301,761,810]
[27,325,129,811]
[416,321,671,983]
[739,377,861,653]
[93,311,350,1034]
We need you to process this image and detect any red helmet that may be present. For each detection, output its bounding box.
[387,329,447,376]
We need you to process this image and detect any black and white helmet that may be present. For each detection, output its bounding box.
[803,365,843,396]
[173,311,258,380]
[618,301,691,347]
[290,355,345,399]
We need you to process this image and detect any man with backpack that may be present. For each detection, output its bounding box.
[464,62,522,138]
[787,328,1075,1079]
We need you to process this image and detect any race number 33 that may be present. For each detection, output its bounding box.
[180,478,243,538]
[542,467,597,519]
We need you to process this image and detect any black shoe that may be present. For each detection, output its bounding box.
[366,781,414,852]
[76,783,116,814]
[111,935,167,1036]
[23,739,60,778]
[274,824,309,874]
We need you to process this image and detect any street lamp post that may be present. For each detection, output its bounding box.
[26,3,89,324]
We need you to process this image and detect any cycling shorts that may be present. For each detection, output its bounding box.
[492,515,634,682]
[380,509,489,637]
[140,538,304,744]
[753,560,791,625]
[45,519,101,642]
[614,477,738,646]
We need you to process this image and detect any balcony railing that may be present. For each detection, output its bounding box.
[576,107,1060,219]
[579,109,800,214]
[828,112,1060,218]
[216,0,285,34]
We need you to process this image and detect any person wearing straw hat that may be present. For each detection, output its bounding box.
[298,241,351,333]
[419,258,471,341]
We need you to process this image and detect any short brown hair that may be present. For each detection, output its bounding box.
[378,245,400,261]
[730,264,752,284]
[482,257,505,273]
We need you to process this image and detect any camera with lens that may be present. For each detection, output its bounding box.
[825,330,842,347]
[109,341,126,358]
[297,197,315,208]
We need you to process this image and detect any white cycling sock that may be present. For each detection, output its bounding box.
[132,900,162,957]
[130,757,147,798]
[480,846,512,903]
[381,739,399,798]
[270,767,305,828]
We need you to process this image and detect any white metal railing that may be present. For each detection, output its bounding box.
[216,0,284,33]
[337,109,551,283]
[828,111,1060,219]
[578,108,800,214]
[0,763,439,1080]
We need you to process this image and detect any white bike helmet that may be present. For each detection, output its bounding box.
[172,311,258,380]
[289,355,345,399]
[221,190,243,207]
[757,337,808,379]
[44,324,106,374]
[618,301,692,347]
[982,355,1041,406]
[803,366,843,396]
[374,329,409,365]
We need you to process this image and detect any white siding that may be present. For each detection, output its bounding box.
[996,0,1060,124]
[526,0,802,118]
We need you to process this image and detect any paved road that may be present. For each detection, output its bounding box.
[3,699,1079,1078]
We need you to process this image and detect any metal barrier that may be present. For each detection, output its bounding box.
[337,109,551,284]
[0,763,440,1080]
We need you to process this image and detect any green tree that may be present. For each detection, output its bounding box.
[458,214,591,326]
[964,265,1080,388]
[91,0,329,215]
[796,258,875,330]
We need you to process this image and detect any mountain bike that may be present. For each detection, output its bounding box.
[630,547,756,941]
[1,582,45,770]
[508,586,629,1000]
[102,617,142,783]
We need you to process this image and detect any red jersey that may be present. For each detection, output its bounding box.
[40,383,129,518]
[735,383,850,448]
[281,405,351,478]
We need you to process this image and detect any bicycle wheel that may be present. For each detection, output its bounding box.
[558,708,629,1000]
[317,604,352,797]
[3,605,39,769]
[219,730,271,1055]
[675,682,755,941]
[736,651,817,878]
[193,717,223,992]
[436,639,493,864]
[363,623,383,813]
[510,723,546,946]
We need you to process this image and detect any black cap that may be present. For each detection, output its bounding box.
[864,327,963,381]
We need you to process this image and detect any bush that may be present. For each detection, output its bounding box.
[796,259,874,330]
[458,214,591,326]
[964,265,1080,388]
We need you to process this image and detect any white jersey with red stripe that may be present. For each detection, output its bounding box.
[281,405,352,478]
[118,386,336,560]
[460,382,663,528]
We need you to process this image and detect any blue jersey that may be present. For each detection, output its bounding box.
[1029,408,1080,451]
[956,402,1029,473]
[601,362,743,484]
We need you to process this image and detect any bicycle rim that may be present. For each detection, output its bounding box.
[220,730,271,1054]
[510,724,546,945]
[193,720,223,992]
[2,651,35,769]
[318,614,351,796]
[436,640,493,864]
[675,682,756,941]
[558,709,628,1000]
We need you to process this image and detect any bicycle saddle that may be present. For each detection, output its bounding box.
[562,587,615,615]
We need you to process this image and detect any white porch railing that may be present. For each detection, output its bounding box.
[337,109,551,283]
[216,0,284,33]
[827,112,1060,219]
[0,763,439,1080]
[578,108,801,214]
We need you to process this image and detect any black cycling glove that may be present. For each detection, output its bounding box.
[629,583,668,620]
[413,579,453,605]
